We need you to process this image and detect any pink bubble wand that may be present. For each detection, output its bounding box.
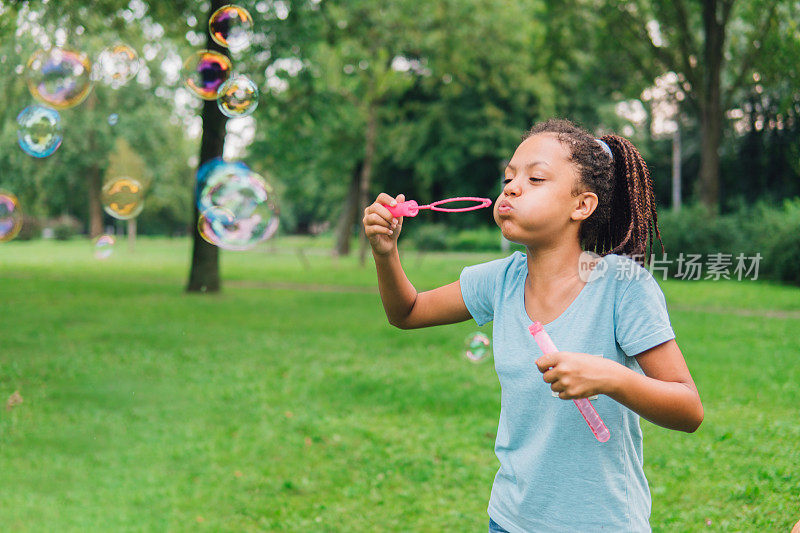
[529,322,611,443]
[384,196,492,218]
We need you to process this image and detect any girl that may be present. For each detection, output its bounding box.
[362,118,703,532]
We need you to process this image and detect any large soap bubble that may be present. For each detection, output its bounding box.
[93,43,139,89]
[17,104,63,158]
[197,161,279,250]
[217,75,259,117]
[209,5,254,53]
[25,47,93,109]
[182,50,232,100]
[0,191,23,243]
[101,177,145,220]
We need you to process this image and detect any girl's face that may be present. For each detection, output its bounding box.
[494,133,596,246]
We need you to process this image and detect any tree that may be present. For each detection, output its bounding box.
[596,0,787,211]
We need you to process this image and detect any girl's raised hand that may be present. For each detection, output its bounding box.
[363,193,404,256]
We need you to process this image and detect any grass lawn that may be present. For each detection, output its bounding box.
[1,236,798,531]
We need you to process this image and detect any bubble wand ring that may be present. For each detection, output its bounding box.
[529,322,611,443]
[384,197,492,218]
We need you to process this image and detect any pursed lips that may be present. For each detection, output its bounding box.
[497,200,513,213]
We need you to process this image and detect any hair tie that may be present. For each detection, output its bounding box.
[595,139,613,161]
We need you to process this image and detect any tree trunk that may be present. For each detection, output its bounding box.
[333,160,362,256]
[672,126,682,211]
[87,165,103,238]
[186,0,230,293]
[358,104,378,266]
[697,0,726,212]
[127,218,136,252]
[85,93,104,238]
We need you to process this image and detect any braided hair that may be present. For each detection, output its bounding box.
[523,118,663,267]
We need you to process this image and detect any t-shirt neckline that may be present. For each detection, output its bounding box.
[518,253,605,328]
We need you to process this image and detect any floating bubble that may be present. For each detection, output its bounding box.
[108,113,119,126]
[0,191,23,243]
[182,50,232,100]
[93,43,139,89]
[17,104,63,158]
[217,75,259,117]
[94,234,115,259]
[195,157,249,204]
[464,332,492,363]
[198,205,236,248]
[198,162,279,250]
[25,47,93,109]
[209,5,253,53]
[101,177,145,220]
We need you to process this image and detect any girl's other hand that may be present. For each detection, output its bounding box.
[535,351,620,399]
[363,193,404,256]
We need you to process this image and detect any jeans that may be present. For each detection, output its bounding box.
[489,517,511,533]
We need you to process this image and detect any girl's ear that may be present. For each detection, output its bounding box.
[570,191,598,222]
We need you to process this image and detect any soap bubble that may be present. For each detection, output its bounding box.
[94,234,115,259]
[217,75,259,117]
[25,47,93,109]
[101,177,145,220]
[182,50,232,100]
[195,157,249,204]
[0,191,23,243]
[17,104,63,158]
[464,332,492,363]
[209,5,253,53]
[107,113,119,126]
[197,162,279,250]
[93,43,139,89]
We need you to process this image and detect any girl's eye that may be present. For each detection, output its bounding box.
[502,178,512,184]
[529,177,544,182]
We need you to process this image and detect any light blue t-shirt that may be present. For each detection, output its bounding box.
[460,251,676,532]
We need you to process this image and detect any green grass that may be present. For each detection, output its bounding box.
[1,237,799,531]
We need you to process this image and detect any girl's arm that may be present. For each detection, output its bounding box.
[364,193,472,329]
[536,339,703,432]
[617,339,704,432]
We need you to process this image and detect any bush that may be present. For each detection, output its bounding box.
[451,228,503,252]
[48,215,83,241]
[757,198,800,285]
[410,223,449,251]
[15,215,42,241]
[656,200,800,285]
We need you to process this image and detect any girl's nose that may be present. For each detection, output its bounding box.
[503,178,520,197]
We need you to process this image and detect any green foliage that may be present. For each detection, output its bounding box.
[15,214,41,241]
[409,223,450,251]
[0,1,197,234]
[449,228,503,252]
[657,199,800,285]
[50,214,82,240]
[756,198,800,286]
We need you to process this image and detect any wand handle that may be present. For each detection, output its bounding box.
[529,322,611,443]
[385,200,423,218]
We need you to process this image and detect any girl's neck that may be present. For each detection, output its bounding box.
[524,242,585,293]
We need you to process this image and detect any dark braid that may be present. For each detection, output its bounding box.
[524,118,664,267]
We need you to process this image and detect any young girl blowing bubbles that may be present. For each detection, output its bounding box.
[362,118,703,532]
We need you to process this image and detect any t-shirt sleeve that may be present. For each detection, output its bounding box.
[459,260,501,326]
[614,271,676,356]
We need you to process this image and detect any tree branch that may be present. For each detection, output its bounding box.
[614,1,704,102]
[721,0,736,27]
[723,0,780,111]
[668,0,702,97]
